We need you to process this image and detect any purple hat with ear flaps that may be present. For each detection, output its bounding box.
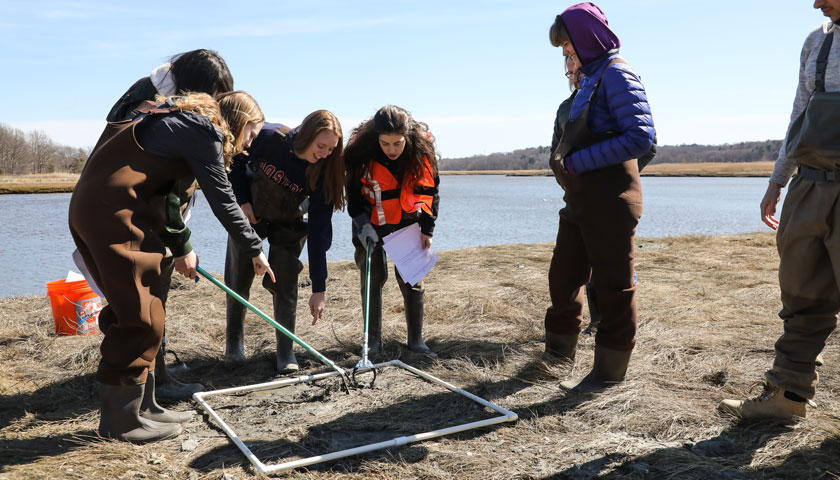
[559,2,621,65]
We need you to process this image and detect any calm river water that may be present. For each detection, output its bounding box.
[0,175,784,298]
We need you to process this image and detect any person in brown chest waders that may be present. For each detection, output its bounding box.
[69,91,274,443]
[544,3,655,393]
[103,49,236,401]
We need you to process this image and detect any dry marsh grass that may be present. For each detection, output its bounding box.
[642,161,776,177]
[0,162,774,194]
[442,162,775,177]
[0,173,79,193]
[1,233,838,479]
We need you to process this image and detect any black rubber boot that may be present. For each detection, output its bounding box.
[274,311,299,374]
[267,265,301,374]
[560,345,631,393]
[357,238,386,356]
[141,371,194,423]
[582,282,600,336]
[365,282,384,356]
[225,300,247,364]
[153,345,204,400]
[400,278,436,358]
[544,332,578,362]
[98,381,181,443]
[223,236,256,364]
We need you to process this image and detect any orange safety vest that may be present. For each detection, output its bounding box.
[360,157,435,226]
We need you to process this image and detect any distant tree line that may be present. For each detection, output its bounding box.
[0,123,785,175]
[440,139,784,171]
[0,122,89,175]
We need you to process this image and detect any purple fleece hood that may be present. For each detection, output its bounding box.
[558,2,620,65]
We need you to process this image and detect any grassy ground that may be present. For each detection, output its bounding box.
[641,161,776,177]
[445,162,776,177]
[0,162,777,194]
[0,173,79,194]
[1,233,838,479]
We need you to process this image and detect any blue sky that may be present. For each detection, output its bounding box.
[0,1,825,158]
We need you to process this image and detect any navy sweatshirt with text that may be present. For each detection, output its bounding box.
[228,123,334,292]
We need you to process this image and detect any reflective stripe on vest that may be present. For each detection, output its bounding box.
[360,158,435,226]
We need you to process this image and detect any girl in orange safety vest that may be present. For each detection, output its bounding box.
[345,105,440,357]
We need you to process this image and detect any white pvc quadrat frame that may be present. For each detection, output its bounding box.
[193,359,518,475]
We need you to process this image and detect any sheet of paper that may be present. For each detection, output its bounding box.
[382,223,438,286]
[72,248,104,296]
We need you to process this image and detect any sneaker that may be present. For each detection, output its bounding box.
[718,383,806,419]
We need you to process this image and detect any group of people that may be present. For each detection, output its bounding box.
[68,0,838,446]
[70,50,439,442]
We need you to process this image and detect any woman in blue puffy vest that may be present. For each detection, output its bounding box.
[544,2,655,393]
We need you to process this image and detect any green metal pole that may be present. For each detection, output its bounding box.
[196,266,348,379]
[356,239,374,369]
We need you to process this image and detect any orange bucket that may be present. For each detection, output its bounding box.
[46,279,102,336]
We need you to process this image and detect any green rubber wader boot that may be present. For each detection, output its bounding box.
[275,317,299,374]
[153,346,204,400]
[401,282,436,358]
[142,371,194,423]
[544,332,579,362]
[560,345,631,393]
[98,382,181,443]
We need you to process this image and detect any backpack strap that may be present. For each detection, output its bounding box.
[815,30,834,93]
[587,57,628,103]
[131,100,180,117]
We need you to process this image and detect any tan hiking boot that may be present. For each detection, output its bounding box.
[718,383,806,419]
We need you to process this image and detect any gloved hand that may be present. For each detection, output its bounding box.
[357,223,379,245]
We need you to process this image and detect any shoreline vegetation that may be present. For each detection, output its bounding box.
[0,162,776,194]
[1,233,838,478]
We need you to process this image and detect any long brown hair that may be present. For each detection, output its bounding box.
[293,110,346,211]
[344,105,438,183]
[216,91,265,163]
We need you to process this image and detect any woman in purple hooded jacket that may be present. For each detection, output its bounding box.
[544,2,655,393]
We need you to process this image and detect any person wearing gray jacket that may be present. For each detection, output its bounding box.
[720,0,840,419]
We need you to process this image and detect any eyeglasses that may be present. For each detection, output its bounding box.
[564,71,574,78]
